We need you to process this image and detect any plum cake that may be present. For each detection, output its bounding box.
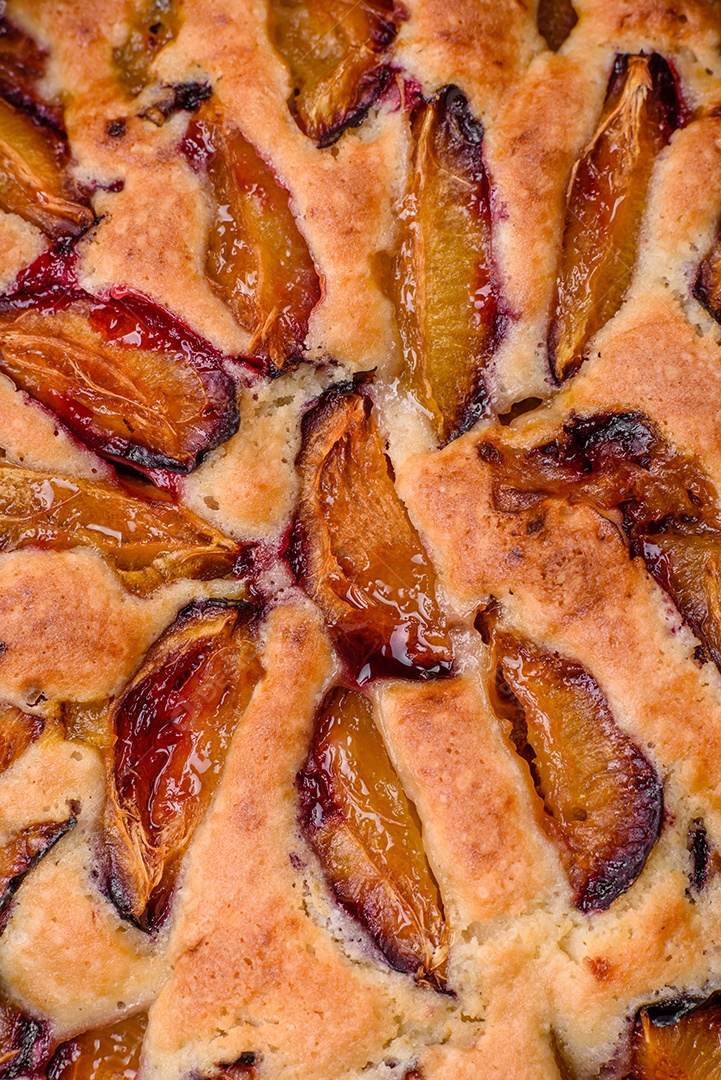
[2,1,721,1078]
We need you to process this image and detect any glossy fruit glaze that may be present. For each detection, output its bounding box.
[105,601,262,928]
[184,114,320,372]
[548,53,680,380]
[484,616,663,911]
[268,0,404,146]
[298,686,448,987]
[291,385,454,682]
[0,245,241,486]
[392,85,496,443]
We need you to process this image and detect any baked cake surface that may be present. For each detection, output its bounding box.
[1,1,721,1078]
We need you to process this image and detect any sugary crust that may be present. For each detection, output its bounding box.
[14,0,406,372]
[399,439,721,793]
[0,213,44,291]
[0,372,111,479]
[0,550,242,711]
[0,736,163,1035]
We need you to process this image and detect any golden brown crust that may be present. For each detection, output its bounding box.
[375,677,559,928]
[396,0,540,121]
[3,1,721,1076]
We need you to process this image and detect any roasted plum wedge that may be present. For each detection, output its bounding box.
[0,97,93,240]
[0,14,59,124]
[548,54,679,381]
[298,686,449,987]
[0,462,243,595]
[290,385,454,681]
[627,996,721,1078]
[47,1013,147,1080]
[0,15,93,240]
[694,230,721,326]
[484,618,663,911]
[0,809,77,930]
[113,0,181,97]
[268,0,403,147]
[184,114,320,372]
[392,85,496,444]
[0,705,44,775]
[0,247,239,484]
[0,999,50,1080]
[482,412,721,672]
[104,600,263,928]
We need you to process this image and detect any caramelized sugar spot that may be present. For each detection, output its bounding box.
[268,0,403,147]
[47,1013,146,1080]
[291,386,454,681]
[298,687,448,987]
[0,247,239,483]
[0,705,43,775]
[485,620,662,911]
[184,114,320,372]
[0,811,77,929]
[628,999,721,1079]
[0,16,93,240]
[548,54,679,381]
[113,0,181,97]
[392,86,495,443]
[0,462,243,594]
[104,601,263,928]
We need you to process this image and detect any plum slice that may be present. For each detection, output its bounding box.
[298,686,448,987]
[0,14,57,124]
[0,247,239,482]
[537,0,577,51]
[268,0,403,147]
[392,85,495,444]
[0,461,243,594]
[548,54,679,381]
[483,412,721,672]
[290,385,454,681]
[638,535,721,669]
[184,115,320,372]
[113,0,181,97]
[0,706,44,776]
[694,228,721,325]
[0,810,77,930]
[0,15,93,240]
[104,600,263,928]
[47,1013,146,1080]
[628,997,721,1078]
[485,619,662,911]
[0,1000,50,1080]
[0,98,93,240]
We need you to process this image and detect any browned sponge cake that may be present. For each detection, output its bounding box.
[1,2,721,1079]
